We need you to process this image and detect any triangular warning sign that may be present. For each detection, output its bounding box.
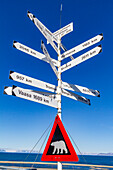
[41,115,79,162]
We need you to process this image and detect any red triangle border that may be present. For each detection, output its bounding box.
[41,115,79,162]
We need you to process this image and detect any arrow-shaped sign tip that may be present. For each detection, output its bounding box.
[12,85,17,89]
[27,10,31,18]
[98,45,102,53]
[97,90,100,97]
[41,40,44,44]
[9,70,14,80]
[27,10,30,14]
[12,85,17,96]
[3,86,8,95]
[10,70,14,74]
[89,99,91,106]
[13,40,17,48]
[3,86,12,95]
[99,33,104,41]
[41,40,44,50]
[27,11,35,23]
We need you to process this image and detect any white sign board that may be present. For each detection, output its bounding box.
[61,33,103,60]
[13,41,58,67]
[53,22,73,38]
[9,71,57,93]
[47,22,73,41]
[62,81,100,97]
[61,45,102,72]
[12,85,58,108]
[41,41,58,78]
[27,11,58,53]
[61,89,90,105]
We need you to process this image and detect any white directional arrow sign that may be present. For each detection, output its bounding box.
[4,86,57,99]
[27,11,58,53]
[12,85,58,108]
[61,45,102,72]
[47,22,73,45]
[53,22,73,38]
[13,41,58,67]
[41,40,58,78]
[46,22,74,60]
[9,71,90,105]
[61,33,103,60]
[9,71,57,93]
[61,88,90,105]
[62,81,100,97]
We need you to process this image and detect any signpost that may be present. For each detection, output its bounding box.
[4,9,103,170]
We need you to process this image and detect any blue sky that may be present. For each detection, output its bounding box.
[0,0,113,155]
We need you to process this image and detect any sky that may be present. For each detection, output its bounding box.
[0,0,113,155]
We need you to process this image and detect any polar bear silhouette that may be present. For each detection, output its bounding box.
[51,140,68,154]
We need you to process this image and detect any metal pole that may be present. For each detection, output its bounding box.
[58,161,62,170]
[57,36,61,119]
[57,5,62,169]
[57,36,62,169]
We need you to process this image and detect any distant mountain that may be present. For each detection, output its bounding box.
[0,148,38,153]
[1,148,113,156]
[82,152,113,156]
[98,153,113,156]
[0,149,5,152]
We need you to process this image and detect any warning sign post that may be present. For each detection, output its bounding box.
[41,115,79,162]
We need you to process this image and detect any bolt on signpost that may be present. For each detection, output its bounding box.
[4,7,103,170]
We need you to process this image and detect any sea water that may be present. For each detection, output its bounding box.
[0,152,113,169]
